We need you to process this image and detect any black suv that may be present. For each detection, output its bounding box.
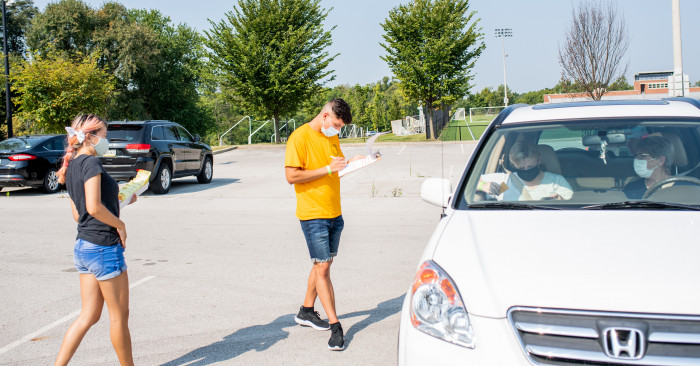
[101,120,213,194]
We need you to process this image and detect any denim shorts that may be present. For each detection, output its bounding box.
[300,215,344,263]
[73,239,127,281]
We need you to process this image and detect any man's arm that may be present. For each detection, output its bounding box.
[285,157,347,184]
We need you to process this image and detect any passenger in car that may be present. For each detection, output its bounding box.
[623,135,674,199]
[477,141,574,201]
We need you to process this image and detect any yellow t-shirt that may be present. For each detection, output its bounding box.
[285,123,345,220]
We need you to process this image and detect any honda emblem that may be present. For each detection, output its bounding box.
[602,327,645,360]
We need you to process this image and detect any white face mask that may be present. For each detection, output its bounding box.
[321,117,340,137]
[91,136,110,156]
[633,158,658,178]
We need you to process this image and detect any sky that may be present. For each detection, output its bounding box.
[31,0,700,94]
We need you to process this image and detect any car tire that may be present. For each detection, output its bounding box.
[197,156,213,184]
[150,163,172,194]
[42,167,61,194]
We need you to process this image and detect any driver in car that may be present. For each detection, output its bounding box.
[477,141,573,201]
[623,135,674,199]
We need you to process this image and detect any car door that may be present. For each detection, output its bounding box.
[163,124,188,174]
[175,125,202,171]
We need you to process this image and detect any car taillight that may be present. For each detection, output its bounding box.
[125,144,151,153]
[8,154,37,161]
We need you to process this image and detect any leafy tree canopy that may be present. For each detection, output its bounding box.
[6,0,39,57]
[24,0,211,134]
[381,0,484,139]
[206,0,336,142]
[11,51,115,133]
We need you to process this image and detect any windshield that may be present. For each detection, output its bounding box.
[457,118,700,209]
[107,124,144,141]
[0,136,46,151]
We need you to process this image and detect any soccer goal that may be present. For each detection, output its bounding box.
[469,106,505,125]
[453,108,466,121]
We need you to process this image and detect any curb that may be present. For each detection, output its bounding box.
[212,146,239,155]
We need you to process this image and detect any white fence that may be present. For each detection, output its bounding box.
[391,115,425,136]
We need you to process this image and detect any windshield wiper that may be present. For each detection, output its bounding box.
[582,200,700,211]
[468,202,560,210]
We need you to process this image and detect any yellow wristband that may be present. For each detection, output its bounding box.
[326,165,332,175]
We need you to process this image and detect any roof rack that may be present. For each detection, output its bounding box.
[664,97,700,110]
[492,104,528,127]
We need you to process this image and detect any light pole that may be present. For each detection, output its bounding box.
[2,0,13,138]
[495,28,512,107]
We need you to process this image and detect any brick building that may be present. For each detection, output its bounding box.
[543,71,700,103]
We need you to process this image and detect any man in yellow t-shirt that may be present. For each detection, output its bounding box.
[285,98,365,351]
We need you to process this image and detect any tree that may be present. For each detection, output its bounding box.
[11,52,115,133]
[558,1,629,100]
[125,9,212,134]
[515,88,554,105]
[608,75,632,91]
[26,1,211,135]
[6,0,39,57]
[381,0,484,139]
[26,0,96,56]
[206,0,336,143]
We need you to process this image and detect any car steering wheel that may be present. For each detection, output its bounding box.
[642,176,700,199]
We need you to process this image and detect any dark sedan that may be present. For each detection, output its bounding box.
[0,134,66,193]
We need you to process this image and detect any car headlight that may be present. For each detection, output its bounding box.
[410,260,475,348]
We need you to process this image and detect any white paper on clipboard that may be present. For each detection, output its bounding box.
[338,132,387,177]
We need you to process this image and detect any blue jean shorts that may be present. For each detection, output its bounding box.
[300,215,344,263]
[73,239,127,281]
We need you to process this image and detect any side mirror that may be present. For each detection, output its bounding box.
[194,134,201,142]
[420,178,452,208]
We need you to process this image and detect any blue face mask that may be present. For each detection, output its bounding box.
[321,118,340,137]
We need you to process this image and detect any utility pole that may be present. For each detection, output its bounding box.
[495,28,512,106]
[670,0,685,97]
[2,0,13,138]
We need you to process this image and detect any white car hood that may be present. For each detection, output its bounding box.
[431,210,700,318]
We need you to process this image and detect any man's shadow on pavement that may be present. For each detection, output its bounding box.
[339,294,405,347]
[160,314,293,366]
[160,294,405,365]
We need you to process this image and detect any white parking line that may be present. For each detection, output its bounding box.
[0,275,156,355]
[397,146,407,156]
[460,144,464,155]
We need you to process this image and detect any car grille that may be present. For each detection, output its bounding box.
[508,307,700,365]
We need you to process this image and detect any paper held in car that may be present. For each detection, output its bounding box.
[338,132,386,177]
[118,169,151,208]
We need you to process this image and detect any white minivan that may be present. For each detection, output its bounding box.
[398,99,700,365]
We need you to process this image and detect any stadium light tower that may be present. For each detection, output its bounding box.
[2,0,14,138]
[495,28,512,106]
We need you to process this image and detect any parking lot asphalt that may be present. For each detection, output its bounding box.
[0,140,476,365]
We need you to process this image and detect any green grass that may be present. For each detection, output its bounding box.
[439,118,492,141]
[470,114,498,123]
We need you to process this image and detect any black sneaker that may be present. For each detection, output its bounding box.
[328,322,345,351]
[294,306,330,331]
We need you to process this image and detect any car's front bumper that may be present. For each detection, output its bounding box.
[398,292,532,365]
